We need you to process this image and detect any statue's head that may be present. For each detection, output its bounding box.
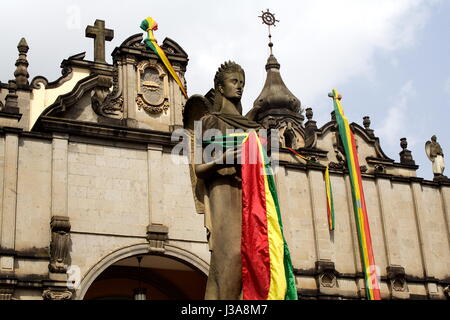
[212,61,245,113]
[432,135,437,142]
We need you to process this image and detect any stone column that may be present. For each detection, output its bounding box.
[43,133,72,300]
[146,144,168,252]
[0,129,20,299]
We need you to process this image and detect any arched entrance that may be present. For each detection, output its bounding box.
[77,244,209,300]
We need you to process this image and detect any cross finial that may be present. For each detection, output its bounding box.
[85,19,114,63]
[258,9,280,55]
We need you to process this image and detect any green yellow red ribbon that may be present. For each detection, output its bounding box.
[329,89,381,300]
[140,17,188,98]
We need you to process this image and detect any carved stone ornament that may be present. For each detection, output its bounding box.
[49,216,71,273]
[42,289,73,300]
[91,71,123,118]
[387,266,408,293]
[136,60,169,114]
[315,261,338,289]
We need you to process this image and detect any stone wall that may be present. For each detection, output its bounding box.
[0,131,448,300]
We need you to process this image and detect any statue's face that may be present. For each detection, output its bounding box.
[219,72,245,102]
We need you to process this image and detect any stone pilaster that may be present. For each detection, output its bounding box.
[376,178,402,267]
[410,182,440,299]
[147,143,165,226]
[45,133,72,299]
[0,130,20,274]
[124,55,137,121]
[307,169,333,261]
[51,133,69,217]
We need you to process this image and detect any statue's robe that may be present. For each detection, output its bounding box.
[430,142,445,175]
[197,112,259,300]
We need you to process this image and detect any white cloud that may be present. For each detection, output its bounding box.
[376,80,415,146]
[0,0,441,114]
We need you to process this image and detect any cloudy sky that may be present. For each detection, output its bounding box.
[1,0,448,179]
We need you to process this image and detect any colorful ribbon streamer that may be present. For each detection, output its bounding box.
[329,89,381,300]
[284,147,335,231]
[140,17,188,98]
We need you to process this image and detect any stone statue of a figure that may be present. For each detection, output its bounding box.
[183,61,260,299]
[425,135,445,178]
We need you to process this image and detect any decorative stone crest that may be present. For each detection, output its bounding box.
[136,60,169,114]
[49,216,71,273]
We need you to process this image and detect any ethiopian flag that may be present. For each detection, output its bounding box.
[241,132,297,300]
[204,132,297,300]
[329,89,381,300]
[140,17,188,98]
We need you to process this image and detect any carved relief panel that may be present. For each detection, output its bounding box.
[136,60,169,114]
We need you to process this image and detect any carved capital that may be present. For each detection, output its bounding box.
[51,216,71,232]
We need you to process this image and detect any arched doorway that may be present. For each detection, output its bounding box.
[77,243,209,300]
[84,254,207,300]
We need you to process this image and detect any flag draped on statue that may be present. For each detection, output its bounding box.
[204,132,297,300]
[140,17,188,98]
[329,89,381,300]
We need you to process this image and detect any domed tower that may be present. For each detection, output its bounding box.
[246,10,305,150]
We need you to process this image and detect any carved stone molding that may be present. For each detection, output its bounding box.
[315,261,338,289]
[0,288,14,300]
[136,60,169,114]
[42,288,73,300]
[147,224,169,253]
[387,265,408,293]
[49,216,71,273]
[0,278,17,300]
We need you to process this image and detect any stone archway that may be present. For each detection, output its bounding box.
[76,243,209,300]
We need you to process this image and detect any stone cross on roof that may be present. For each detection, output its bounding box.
[85,19,114,63]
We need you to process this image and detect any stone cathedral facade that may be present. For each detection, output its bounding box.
[0,19,448,300]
